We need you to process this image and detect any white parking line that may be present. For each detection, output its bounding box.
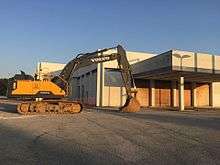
[0,115,39,120]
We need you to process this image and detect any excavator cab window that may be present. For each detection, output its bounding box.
[12,81,17,90]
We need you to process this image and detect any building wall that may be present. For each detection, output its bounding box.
[70,64,97,105]
[184,83,192,107]
[101,79,213,108]
[214,56,220,73]
[103,86,126,107]
[155,80,171,107]
[103,79,150,107]
[172,50,195,71]
[172,50,220,73]
[196,83,210,106]
[36,62,66,80]
[69,49,155,107]
[68,48,220,109]
[212,82,220,107]
[197,53,213,73]
[135,79,149,107]
[104,50,155,69]
[132,51,170,74]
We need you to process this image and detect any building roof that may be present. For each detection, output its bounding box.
[133,49,220,82]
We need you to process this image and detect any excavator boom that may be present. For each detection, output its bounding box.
[55,45,140,112]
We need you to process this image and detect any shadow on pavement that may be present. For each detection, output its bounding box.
[0,124,125,165]
[0,102,17,114]
[98,110,220,131]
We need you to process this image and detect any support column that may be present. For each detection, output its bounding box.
[150,79,155,107]
[171,81,177,107]
[80,75,84,102]
[192,82,197,107]
[88,72,93,105]
[100,63,105,107]
[209,83,214,107]
[96,51,105,107]
[96,63,101,106]
[179,76,185,111]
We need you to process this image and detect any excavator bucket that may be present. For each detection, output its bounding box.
[120,97,141,113]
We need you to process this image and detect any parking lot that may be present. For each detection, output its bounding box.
[0,99,219,165]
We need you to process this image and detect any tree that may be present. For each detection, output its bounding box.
[0,79,8,96]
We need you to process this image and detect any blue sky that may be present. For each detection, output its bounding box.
[0,0,220,77]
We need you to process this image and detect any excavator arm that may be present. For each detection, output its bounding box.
[53,45,140,112]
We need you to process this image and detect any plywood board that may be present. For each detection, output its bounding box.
[135,79,149,107]
[196,83,209,106]
[155,80,171,107]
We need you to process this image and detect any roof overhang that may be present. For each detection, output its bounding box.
[132,49,220,83]
[133,66,220,82]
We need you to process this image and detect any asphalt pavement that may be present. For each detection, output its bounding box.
[0,100,219,165]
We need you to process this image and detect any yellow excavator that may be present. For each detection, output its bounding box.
[7,45,140,115]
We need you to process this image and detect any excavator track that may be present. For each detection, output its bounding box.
[17,100,82,115]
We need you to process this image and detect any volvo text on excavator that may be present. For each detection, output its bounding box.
[7,45,140,114]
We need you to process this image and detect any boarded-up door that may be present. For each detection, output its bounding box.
[155,80,171,107]
[196,83,209,106]
[135,79,149,107]
[184,83,192,107]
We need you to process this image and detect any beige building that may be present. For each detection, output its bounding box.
[69,48,220,110]
[36,62,66,80]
